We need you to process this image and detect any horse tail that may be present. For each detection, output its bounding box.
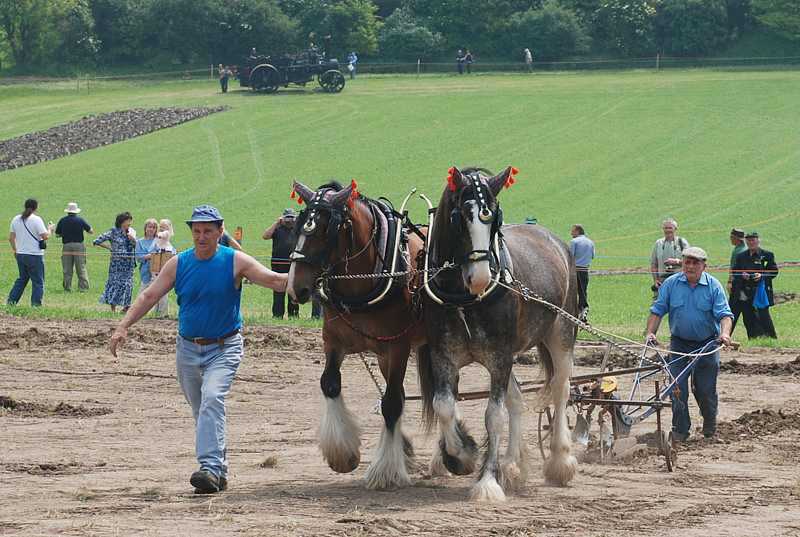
[416,344,437,434]
[531,343,555,410]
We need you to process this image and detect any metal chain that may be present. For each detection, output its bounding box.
[497,279,661,367]
[324,262,456,281]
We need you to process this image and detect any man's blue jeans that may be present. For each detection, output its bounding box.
[176,333,243,479]
[668,336,720,439]
[8,254,45,306]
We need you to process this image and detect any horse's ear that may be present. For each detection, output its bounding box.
[446,166,464,193]
[292,181,315,205]
[487,166,518,196]
[329,181,355,207]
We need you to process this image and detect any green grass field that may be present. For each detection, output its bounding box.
[2,70,799,346]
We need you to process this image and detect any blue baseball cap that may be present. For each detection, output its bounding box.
[186,204,223,226]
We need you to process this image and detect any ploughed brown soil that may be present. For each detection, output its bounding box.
[1,314,799,536]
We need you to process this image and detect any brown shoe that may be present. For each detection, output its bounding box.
[190,470,221,494]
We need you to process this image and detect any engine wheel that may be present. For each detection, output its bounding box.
[319,70,345,93]
[251,65,280,93]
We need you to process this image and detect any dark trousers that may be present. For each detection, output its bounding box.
[740,299,777,339]
[729,295,742,333]
[668,337,719,438]
[311,294,322,319]
[271,261,298,318]
[220,77,228,93]
[576,268,589,310]
[8,254,45,306]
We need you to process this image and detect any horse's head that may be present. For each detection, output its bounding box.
[436,166,517,296]
[287,179,357,304]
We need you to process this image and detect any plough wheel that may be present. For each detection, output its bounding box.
[537,407,554,461]
[660,430,676,472]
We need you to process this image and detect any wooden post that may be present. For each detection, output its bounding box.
[417,59,421,78]
[656,53,660,71]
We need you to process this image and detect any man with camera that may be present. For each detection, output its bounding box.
[731,231,778,339]
[649,218,689,299]
[263,208,301,318]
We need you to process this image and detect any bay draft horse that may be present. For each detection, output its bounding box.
[287,179,428,489]
[418,166,578,502]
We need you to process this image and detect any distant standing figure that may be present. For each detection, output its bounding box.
[650,218,689,299]
[218,231,242,250]
[148,219,177,316]
[7,198,53,307]
[727,228,747,331]
[218,64,230,93]
[55,201,93,292]
[94,212,137,313]
[731,232,778,339]
[346,51,358,79]
[456,49,465,74]
[136,218,158,290]
[465,50,474,74]
[263,208,299,318]
[569,224,595,320]
[523,48,533,72]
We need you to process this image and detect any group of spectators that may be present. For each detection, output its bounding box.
[568,218,779,340]
[7,199,781,339]
[5,199,308,320]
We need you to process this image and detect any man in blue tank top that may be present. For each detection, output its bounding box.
[109,205,287,494]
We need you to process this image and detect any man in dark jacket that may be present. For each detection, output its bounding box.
[55,202,93,291]
[731,232,778,339]
[262,208,299,318]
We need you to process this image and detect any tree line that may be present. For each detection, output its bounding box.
[0,0,797,71]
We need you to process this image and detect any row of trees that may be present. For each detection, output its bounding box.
[0,0,797,70]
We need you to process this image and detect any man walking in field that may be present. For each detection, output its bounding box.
[110,205,288,494]
[645,247,732,441]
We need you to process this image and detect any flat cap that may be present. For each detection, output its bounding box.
[682,246,707,261]
[745,231,759,238]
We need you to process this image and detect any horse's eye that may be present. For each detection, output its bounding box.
[479,208,493,223]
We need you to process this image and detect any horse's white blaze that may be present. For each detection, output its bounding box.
[364,417,412,489]
[287,236,305,301]
[319,394,362,473]
[463,202,492,295]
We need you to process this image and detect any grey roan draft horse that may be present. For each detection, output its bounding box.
[418,166,579,501]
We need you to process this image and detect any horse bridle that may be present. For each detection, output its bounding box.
[289,188,376,272]
[448,171,504,266]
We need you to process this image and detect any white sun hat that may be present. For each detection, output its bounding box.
[64,202,81,213]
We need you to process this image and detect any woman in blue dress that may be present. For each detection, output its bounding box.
[94,212,137,312]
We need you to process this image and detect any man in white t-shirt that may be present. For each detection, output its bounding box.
[8,199,52,306]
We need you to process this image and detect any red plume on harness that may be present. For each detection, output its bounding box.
[290,187,304,205]
[505,166,519,189]
[348,179,359,208]
[446,166,457,192]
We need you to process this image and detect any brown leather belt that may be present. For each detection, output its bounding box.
[180,329,241,346]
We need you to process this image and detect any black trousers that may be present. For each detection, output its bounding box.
[740,299,777,339]
[271,262,298,318]
[576,268,589,310]
[220,77,228,93]
[729,295,742,333]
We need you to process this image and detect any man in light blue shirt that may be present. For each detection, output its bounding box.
[569,224,594,320]
[645,246,733,441]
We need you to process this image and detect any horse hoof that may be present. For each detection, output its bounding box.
[543,454,577,486]
[469,475,507,503]
[500,461,527,492]
[327,453,360,474]
[442,449,476,476]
